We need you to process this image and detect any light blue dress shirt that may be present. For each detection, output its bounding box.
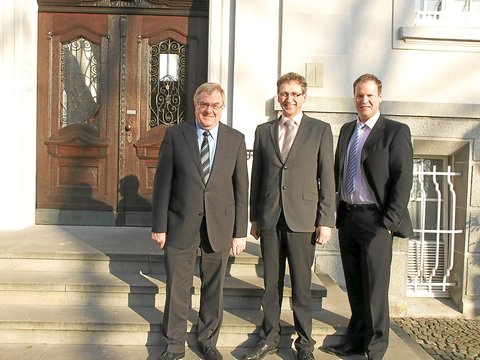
[341,112,380,204]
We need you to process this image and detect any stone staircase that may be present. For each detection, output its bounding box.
[0,226,345,352]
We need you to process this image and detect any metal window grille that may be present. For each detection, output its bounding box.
[407,158,462,297]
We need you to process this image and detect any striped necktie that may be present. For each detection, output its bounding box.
[345,122,365,197]
[200,130,210,184]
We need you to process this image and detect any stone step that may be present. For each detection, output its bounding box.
[0,304,343,347]
[0,226,265,276]
[0,227,333,350]
[0,247,264,277]
[0,271,326,310]
[0,226,434,360]
[0,344,351,360]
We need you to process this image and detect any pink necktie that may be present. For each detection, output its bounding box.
[281,119,295,162]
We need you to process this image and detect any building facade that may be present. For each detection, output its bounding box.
[1,0,479,316]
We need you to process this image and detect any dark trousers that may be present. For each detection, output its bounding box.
[259,213,316,351]
[338,205,393,360]
[162,219,230,353]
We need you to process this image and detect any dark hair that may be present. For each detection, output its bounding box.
[277,72,307,94]
[353,73,382,95]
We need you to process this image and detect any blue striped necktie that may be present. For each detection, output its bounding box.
[200,131,210,184]
[345,122,365,197]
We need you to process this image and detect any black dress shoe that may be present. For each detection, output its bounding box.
[242,342,278,360]
[201,346,223,360]
[158,350,185,360]
[321,342,366,356]
[296,349,314,360]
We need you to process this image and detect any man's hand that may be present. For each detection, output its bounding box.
[315,226,332,245]
[231,237,246,256]
[250,222,260,240]
[151,232,167,249]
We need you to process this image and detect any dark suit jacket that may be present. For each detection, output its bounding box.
[250,114,335,232]
[152,120,248,251]
[334,114,414,238]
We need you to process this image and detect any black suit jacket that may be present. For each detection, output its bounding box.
[334,114,414,238]
[152,120,248,251]
[250,114,335,232]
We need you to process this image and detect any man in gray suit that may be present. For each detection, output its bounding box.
[243,72,335,360]
[151,82,248,360]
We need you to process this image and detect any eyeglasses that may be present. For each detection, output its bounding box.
[197,102,224,111]
[278,92,304,99]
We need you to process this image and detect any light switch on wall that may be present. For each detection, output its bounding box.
[306,63,324,87]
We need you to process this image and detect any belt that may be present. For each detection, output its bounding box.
[341,201,377,211]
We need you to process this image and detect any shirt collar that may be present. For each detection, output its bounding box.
[195,120,219,140]
[357,111,380,130]
[280,112,303,127]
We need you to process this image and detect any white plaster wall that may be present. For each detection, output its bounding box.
[277,0,480,104]
[208,0,234,105]
[280,0,352,99]
[229,0,480,307]
[0,0,37,230]
[231,0,281,149]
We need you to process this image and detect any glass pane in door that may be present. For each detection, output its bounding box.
[61,37,100,128]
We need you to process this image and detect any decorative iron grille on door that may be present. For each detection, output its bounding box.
[149,38,186,127]
[61,37,100,128]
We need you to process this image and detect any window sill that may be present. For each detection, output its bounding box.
[396,26,480,52]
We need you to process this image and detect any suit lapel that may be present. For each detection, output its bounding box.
[183,121,204,178]
[339,121,356,175]
[269,118,282,161]
[208,123,228,180]
[361,115,385,162]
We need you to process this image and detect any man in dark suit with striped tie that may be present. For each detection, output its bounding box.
[323,74,413,360]
[151,82,249,360]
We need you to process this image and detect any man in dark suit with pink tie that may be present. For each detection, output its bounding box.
[243,72,335,360]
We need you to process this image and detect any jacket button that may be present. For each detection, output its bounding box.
[282,186,287,190]
[283,166,288,170]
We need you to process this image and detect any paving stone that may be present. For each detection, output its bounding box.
[393,318,480,360]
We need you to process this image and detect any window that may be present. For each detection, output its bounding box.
[61,37,100,128]
[415,0,480,27]
[393,0,480,51]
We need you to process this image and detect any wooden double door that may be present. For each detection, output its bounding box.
[36,7,208,225]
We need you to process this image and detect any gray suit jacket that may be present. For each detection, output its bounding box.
[250,114,335,232]
[152,120,248,251]
[334,114,414,238]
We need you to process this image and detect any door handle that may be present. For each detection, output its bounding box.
[125,124,133,132]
